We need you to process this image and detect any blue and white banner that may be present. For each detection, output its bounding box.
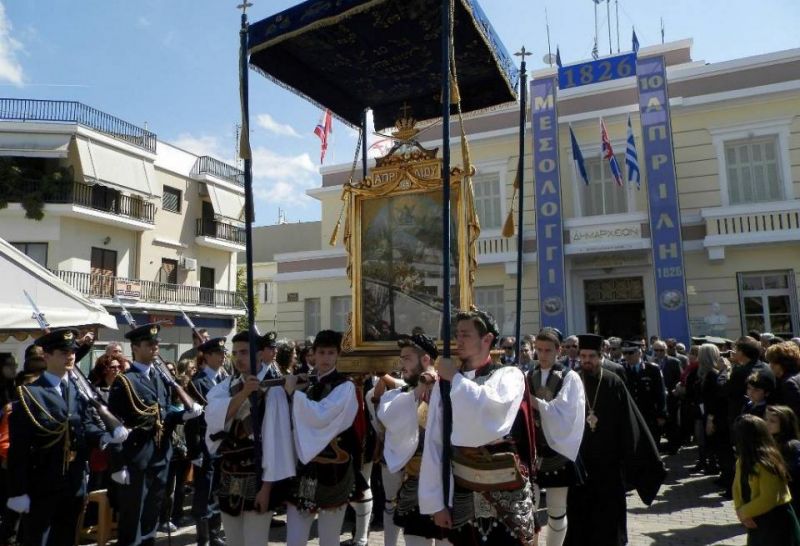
[531,77,567,333]
[636,56,690,344]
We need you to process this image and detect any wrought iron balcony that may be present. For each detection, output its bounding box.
[51,269,245,310]
[191,156,245,187]
[196,218,246,244]
[0,98,157,153]
[7,179,155,223]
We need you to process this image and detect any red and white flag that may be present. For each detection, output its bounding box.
[600,118,624,186]
[313,109,333,164]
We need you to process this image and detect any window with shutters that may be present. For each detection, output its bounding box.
[262,281,275,304]
[90,247,117,297]
[11,242,48,268]
[738,271,798,339]
[472,171,502,230]
[475,286,505,335]
[161,258,178,285]
[162,186,182,213]
[305,298,321,338]
[331,296,352,332]
[579,156,628,217]
[724,137,783,205]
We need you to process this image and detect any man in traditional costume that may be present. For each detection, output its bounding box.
[185,337,229,546]
[420,308,536,546]
[204,330,295,546]
[527,328,585,546]
[108,323,202,546]
[282,330,363,546]
[373,333,447,546]
[564,334,666,546]
[7,328,128,546]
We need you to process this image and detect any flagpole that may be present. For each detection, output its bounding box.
[514,47,530,361]
[440,0,453,512]
[237,1,262,456]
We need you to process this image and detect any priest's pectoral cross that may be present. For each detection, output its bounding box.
[587,410,598,432]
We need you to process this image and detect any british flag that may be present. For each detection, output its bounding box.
[600,118,624,186]
[314,109,333,164]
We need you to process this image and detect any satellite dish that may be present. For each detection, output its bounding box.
[543,53,557,66]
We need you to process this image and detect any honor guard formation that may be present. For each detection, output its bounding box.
[2,315,800,545]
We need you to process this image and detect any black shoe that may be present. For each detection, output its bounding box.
[270,519,286,528]
[721,489,733,500]
[210,538,226,546]
[692,461,705,472]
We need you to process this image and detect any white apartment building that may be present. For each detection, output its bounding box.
[0,98,246,365]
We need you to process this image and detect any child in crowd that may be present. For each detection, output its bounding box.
[733,414,800,545]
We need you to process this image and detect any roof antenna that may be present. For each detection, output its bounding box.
[545,7,553,66]
[661,16,665,44]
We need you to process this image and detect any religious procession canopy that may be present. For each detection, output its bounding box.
[247,0,519,128]
[0,237,118,332]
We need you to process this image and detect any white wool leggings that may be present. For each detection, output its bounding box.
[349,462,374,546]
[220,510,272,546]
[286,504,347,546]
[541,486,568,546]
[381,465,403,546]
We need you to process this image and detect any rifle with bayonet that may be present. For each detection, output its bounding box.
[112,296,199,409]
[23,290,123,431]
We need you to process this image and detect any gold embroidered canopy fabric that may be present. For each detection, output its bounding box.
[247,0,519,128]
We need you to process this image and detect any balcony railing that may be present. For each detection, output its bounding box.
[0,98,157,153]
[706,208,800,237]
[51,270,245,310]
[191,156,244,187]
[196,218,246,244]
[8,179,155,223]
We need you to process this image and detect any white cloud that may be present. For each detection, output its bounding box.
[251,146,318,207]
[255,113,301,138]
[171,133,227,160]
[137,16,151,28]
[0,3,24,85]
[169,131,319,211]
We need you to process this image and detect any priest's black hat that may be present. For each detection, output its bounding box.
[578,334,603,353]
[398,333,439,360]
[198,337,227,354]
[124,323,161,344]
[35,328,80,353]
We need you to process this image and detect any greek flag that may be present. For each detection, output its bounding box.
[626,115,641,189]
[569,126,589,186]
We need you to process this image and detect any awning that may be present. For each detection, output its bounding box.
[76,136,160,197]
[248,0,519,129]
[0,237,118,331]
[0,131,71,158]
[206,183,245,221]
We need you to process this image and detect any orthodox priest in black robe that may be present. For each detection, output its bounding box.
[564,334,666,546]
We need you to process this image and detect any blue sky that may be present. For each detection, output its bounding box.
[1,0,798,226]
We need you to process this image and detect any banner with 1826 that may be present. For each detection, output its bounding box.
[558,53,637,90]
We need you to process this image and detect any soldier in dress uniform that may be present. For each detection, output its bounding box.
[6,328,128,546]
[620,340,667,445]
[186,337,229,546]
[108,323,202,546]
[259,332,282,379]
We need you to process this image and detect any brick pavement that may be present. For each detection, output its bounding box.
[149,446,746,546]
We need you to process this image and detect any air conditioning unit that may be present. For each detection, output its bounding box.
[179,257,198,271]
